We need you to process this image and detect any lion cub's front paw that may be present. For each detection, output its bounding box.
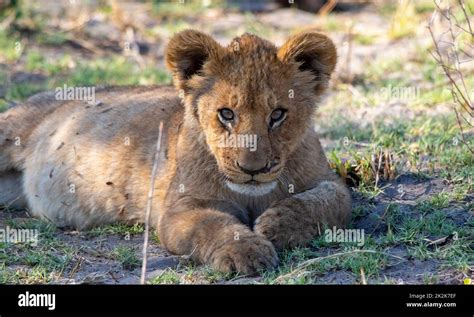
[208,234,278,275]
[254,206,316,250]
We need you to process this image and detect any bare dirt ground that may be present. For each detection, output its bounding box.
[2,173,470,284]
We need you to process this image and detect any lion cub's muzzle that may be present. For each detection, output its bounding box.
[225,157,283,185]
[236,159,279,177]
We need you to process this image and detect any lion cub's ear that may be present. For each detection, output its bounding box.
[278,32,337,95]
[166,30,223,91]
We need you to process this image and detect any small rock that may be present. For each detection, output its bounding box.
[146,256,181,271]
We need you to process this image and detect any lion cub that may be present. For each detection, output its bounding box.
[0,30,351,274]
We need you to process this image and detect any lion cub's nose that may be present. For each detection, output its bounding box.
[236,160,275,176]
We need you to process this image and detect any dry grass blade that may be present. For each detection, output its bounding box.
[360,267,367,285]
[140,121,164,285]
[274,249,406,283]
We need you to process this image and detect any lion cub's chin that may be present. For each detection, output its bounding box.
[225,180,277,196]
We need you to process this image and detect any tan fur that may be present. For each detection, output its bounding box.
[0,30,351,274]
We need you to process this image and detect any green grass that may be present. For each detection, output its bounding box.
[324,111,472,187]
[0,29,22,62]
[35,32,69,46]
[0,219,74,284]
[149,269,181,284]
[413,0,436,14]
[260,240,391,284]
[380,201,472,273]
[316,15,347,32]
[65,57,171,87]
[6,82,48,101]
[151,0,221,18]
[112,246,140,270]
[354,33,376,46]
[3,52,172,101]
[0,219,165,282]
[86,222,160,243]
[87,223,144,237]
[25,50,74,75]
[417,192,450,212]
[0,100,8,112]
[26,56,172,88]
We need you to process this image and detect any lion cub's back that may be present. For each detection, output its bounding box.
[23,85,182,229]
[77,85,180,139]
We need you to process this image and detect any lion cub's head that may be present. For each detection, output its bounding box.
[166,30,337,196]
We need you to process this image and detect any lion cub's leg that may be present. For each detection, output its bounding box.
[254,181,352,250]
[159,209,278,274]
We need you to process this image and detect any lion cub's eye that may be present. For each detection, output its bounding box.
[269,108,287,129]
[218,108,235,123]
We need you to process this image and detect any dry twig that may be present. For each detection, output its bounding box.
[140,121,164,284]
[428,0,473,153]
